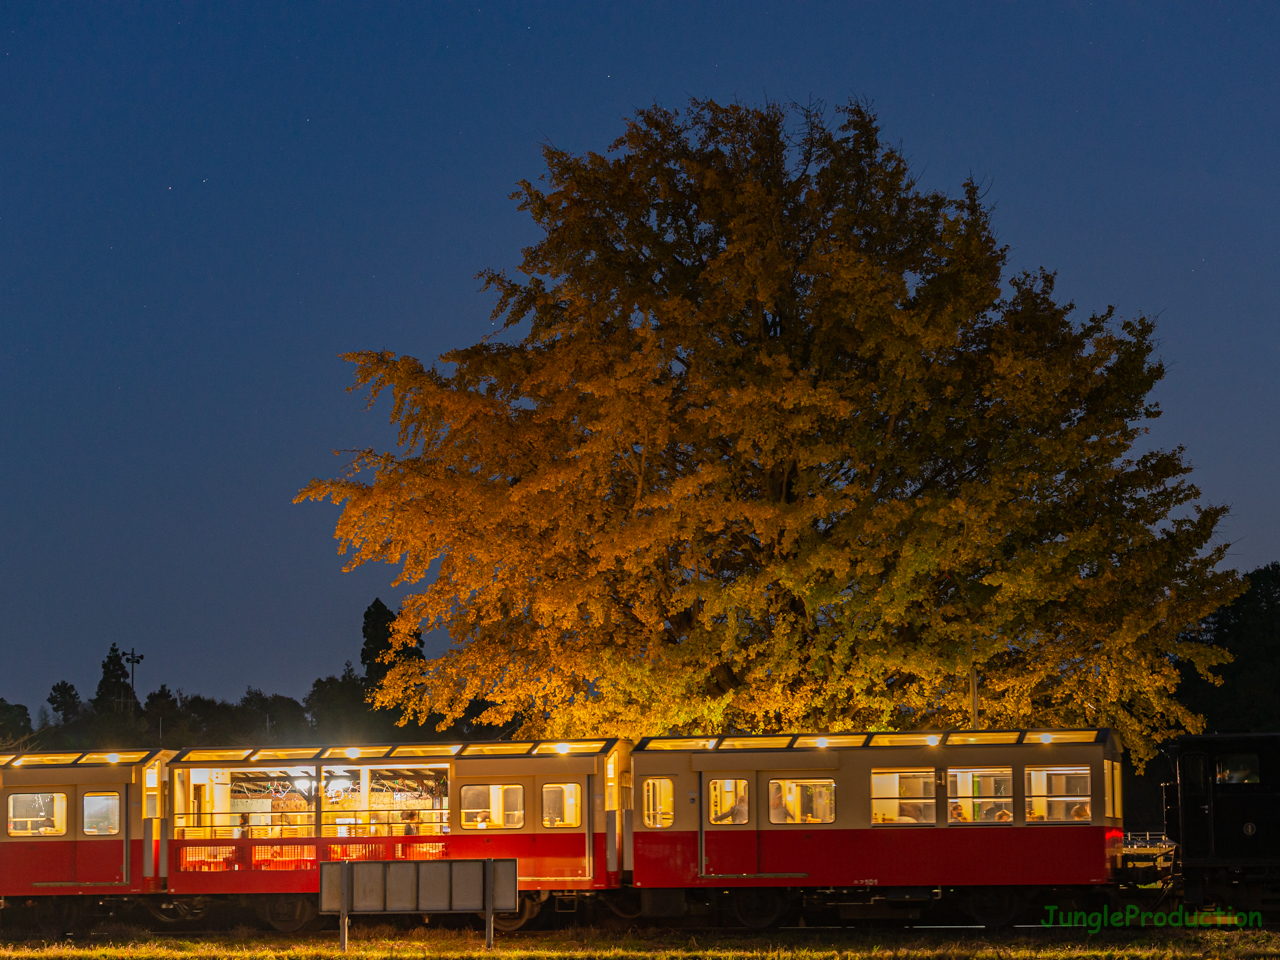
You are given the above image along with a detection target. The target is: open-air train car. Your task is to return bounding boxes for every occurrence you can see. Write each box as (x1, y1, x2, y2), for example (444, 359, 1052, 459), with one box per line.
(1, 729, 1124, 928)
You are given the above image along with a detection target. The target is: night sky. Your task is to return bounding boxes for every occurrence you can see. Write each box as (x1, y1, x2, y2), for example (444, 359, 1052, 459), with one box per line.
(3, 4, 1277, 711)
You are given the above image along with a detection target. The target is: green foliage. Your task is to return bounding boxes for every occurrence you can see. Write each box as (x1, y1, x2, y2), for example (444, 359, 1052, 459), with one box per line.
(47, 680, 82, 725)
(361, 597, 424, 691)
(91, 643, 140, 716)
(0, 697, 33, 745)
(300, 98, 1241, 762)
(1179, 562, 1280, 733)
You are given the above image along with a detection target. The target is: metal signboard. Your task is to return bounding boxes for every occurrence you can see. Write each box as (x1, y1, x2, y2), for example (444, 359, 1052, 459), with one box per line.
(320, 858, 517, 949)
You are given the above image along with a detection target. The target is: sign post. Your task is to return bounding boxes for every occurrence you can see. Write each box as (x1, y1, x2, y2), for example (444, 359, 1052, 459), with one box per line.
(339, 861, 350, 952)
(485, 858, 495, 948)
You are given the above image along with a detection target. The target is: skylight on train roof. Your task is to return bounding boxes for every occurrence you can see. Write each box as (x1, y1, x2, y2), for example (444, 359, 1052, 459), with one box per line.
(79, 751, 149, 764)
(868, 733, 941, 747)
(389, 744, 462, 757)
(718, 736, 794, 750)
(945, 732, 1021, 745)
(1028, 731, 1100, 744)
(532, 741, 607, 755)
(249, 748, 323, 761)
(643, 738, 719, 750)
(183, 749, 254, 762)
(13, 753, 83, 765)
(459, 743, 535, 756)
(321, 746, 391, 760)
(793, 735, 868, 748)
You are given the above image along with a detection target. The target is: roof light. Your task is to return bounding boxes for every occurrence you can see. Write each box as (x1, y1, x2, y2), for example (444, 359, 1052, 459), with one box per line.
(926, 735, 940, 746)
(1040, 733, 1053, 744)
(344, 747, 360, 759)
(816, 737, 829, 748)
(107, 753, 120, 764)
(555, 743, 570, 755)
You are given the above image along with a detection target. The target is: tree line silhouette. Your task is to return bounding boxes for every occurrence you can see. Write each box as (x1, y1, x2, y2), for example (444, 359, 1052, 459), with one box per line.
(0, 598, 507, 750)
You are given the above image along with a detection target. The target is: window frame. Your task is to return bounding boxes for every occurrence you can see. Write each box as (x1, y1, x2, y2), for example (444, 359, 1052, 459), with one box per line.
(7, 792, 69, 837)
(458, 783, 525, 830)
(1216, 754, 1262, 786)
(870, 768, 937, 826)
(706, 778, 750, 825)
(641, 777, 675, 829)
(1024, 764, 1093, 824)
(540, 782, 582, 828)
(947, 766, 1015, 825)
(82, 791, 121, 836)
(767, 778, 836, 824)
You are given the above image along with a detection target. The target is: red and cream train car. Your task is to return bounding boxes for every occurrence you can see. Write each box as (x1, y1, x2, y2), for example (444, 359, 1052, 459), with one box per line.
(0, 729, 1124, 928)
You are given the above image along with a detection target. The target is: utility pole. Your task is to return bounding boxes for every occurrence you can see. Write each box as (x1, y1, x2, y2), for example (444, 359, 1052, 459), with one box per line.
(125, 648, 144, 717)
(969, 664, 979, 730)
(124, 648, 144, 696)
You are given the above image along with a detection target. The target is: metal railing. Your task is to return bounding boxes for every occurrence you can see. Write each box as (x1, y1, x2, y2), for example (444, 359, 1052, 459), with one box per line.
(173, 808, 448, 840)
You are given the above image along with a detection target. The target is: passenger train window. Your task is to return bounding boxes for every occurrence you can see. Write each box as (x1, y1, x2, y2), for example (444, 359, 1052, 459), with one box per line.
(1025, 765, 1091, 822)
(7, 793, 67, 837)
(948, 767, 1013, 823)
(642, 778, 674, 828)
(871, 769, 935, 824)
(542, 783, 581, 827)
(708, 779, 749, 824)
(83, 792, 121, 835)
(1217, 755, 1261, 784)
(460, 784, 524, 829)
(768, 779, 835, 823)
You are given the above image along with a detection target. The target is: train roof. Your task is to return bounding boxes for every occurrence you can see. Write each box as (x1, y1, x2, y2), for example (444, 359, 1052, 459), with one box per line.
(0, 730, 1118, 770)
(634, 728, 1116, 751)
(0, 749, 166, 769)
(164, 737, 623, 765)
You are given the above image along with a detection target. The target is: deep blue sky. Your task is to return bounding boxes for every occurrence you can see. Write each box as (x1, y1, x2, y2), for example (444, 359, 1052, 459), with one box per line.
(2, 3, 1277, 712)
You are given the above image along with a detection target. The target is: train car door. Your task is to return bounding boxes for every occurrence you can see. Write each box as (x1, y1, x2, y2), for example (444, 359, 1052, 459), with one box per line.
(701, 771, 756, 876)
(76, 784, 126, 883)
(1179, 753, 1212, 859)
(1210, 748, 1277, 861)
(532, 775, 589, 879)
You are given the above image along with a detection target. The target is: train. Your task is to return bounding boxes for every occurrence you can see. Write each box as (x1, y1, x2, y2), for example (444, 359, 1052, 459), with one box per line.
(0, 727, 1268, 931)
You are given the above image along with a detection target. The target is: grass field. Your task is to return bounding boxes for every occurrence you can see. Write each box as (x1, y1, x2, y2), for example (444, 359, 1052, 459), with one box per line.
(3, 925, 1280, 960)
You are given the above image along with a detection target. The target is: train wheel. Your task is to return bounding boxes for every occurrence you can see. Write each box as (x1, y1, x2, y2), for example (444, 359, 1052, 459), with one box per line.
(963, 888, 1023, 929)
(37, 898, 82, 939)
(487, 895, 545, 932)
(259, 895, 319, 933)
(143, 897, 211, 925)
(731, 889, 785, 929)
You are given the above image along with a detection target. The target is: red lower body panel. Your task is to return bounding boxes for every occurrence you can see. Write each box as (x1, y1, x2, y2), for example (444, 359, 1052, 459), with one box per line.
(0, 839, 144, 896)
(635, 826, 1111, 888)
(167, 832, 616, 895)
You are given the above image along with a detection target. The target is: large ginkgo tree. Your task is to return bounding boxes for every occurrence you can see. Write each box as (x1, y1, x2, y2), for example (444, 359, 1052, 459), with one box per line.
(298, 99, 1240, 762)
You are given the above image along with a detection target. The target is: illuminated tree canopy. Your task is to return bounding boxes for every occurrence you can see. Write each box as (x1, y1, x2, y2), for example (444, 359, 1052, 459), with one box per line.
(299, 99, 1240, 761)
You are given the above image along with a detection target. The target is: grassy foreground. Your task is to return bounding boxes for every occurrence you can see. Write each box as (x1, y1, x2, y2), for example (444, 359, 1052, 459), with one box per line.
(3, 925, 1280, 960)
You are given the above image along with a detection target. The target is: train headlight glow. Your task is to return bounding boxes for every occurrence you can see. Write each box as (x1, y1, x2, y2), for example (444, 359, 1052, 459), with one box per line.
(926, 736, 939, 746)
(555, 743, 570, 755)
(1039, 734, 1053, 744)
(816, 737, 829, 748)
(107, 753, 120, 763)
